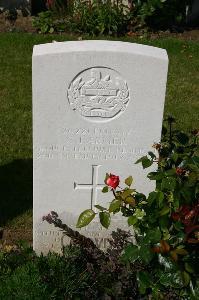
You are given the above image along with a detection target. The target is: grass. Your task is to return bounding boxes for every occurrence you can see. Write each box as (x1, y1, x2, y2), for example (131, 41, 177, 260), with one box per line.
(0, 33, 198, 232)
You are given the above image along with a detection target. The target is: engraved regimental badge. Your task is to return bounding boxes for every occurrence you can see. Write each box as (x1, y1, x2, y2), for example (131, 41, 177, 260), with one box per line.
(67, 67, 130, 121)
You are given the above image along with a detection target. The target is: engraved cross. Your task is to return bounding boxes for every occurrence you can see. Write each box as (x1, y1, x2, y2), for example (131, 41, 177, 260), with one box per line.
(74, 165, 104, 210)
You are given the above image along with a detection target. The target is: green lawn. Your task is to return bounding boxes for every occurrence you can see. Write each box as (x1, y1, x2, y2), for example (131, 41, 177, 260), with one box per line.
(0, 33, 198, 229)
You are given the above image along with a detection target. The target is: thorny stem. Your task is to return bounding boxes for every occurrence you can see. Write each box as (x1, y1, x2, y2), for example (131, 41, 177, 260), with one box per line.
(112, 188, 117, 198)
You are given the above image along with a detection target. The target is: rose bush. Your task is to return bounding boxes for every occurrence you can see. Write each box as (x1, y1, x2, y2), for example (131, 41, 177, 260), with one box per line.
(77, 117, 199, 299)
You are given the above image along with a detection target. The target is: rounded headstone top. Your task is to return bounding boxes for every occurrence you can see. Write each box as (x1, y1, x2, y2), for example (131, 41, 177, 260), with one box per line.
(33, 40, 168, 61)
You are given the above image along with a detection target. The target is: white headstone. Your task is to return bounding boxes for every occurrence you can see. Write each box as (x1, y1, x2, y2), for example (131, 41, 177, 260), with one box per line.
(33, 40, 168, 254)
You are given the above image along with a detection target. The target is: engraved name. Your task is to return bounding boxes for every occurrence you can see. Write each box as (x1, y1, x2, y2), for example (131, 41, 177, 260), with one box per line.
(35, 126, 148, 161)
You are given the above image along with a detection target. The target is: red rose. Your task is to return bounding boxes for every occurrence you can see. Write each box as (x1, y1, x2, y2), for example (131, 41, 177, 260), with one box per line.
(106, 174, 120, 189)
(171, 212, 180, 221)
(172, 205, 191, 223)
(176, 167, 186, 176)
(180, 205, 191, 217)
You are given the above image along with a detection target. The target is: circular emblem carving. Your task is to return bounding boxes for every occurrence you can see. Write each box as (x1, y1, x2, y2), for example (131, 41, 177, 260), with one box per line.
(67, 67, 129, 122)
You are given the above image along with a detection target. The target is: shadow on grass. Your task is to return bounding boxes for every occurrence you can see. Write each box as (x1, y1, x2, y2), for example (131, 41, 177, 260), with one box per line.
(0, 159, 32, 226)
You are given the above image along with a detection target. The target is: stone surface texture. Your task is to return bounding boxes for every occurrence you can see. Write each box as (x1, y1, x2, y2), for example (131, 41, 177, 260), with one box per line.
(33, 40, 168, 254)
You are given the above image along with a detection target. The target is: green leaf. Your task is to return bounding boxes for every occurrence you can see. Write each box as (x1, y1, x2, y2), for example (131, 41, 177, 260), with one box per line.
(94, 205, 107, 211)
(187, 156, 199, 166)
(157, 191, 164, 207)
(171, 153, 179, 162)
(125, 196, 136, 207)
(173, 221, 184, 231)
(148, 151, 156, 159)
(159, 206, 170, 216)
(122, 244, 139, 263)
(139, 245, 154, 264)
(167, 191, 174, 203)
(109, 199, 121, 213)
(162, 228, 170, 240)
(180, 188, 192, 202)
(121, 189, 135, 199)
(135, 156, 145, 164)
(139, 201, 147, 205)
(165, 169, 176, 176)
(135, 156, 153, 169)
(137, 271, 152, 294)
(102, 186, 109, 193)
(134, 208, 145, 219)
(125, 176, 133, 187)
(147, 191, 157, 205)
(185, 263, 194, 274)
(76, 209, 95, 228)
(146, 228, 161, 243)
(161, 177, 176, 191)
(175, 231, 185, 242)
(176, 132, 189, 145)
(159, 215, 169, 229)
(173, 196, 180, 211)
(147, 172, 164, 180)
(148, 212, 158, 224)
(142, 156, 153, 169)
(135, 193, 146, 202)
(182, 271, 190, 286)
(49, 27, 54, 33)
(128, 215, 137, 226)
(99, 211, 110, 229)
(175, 248, 188, 255)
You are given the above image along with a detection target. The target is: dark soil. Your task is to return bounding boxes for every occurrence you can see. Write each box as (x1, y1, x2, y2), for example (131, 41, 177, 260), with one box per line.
(0, 13, 35, 33)
(1, 228, 32, 245)
(0, 228, 32, 250)
(149, 29, 199, 41)
(0, 13, 199, 41)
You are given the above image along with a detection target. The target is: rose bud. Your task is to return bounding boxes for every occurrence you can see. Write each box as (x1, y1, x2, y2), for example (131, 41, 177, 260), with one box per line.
(106, 174, 120, 189)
